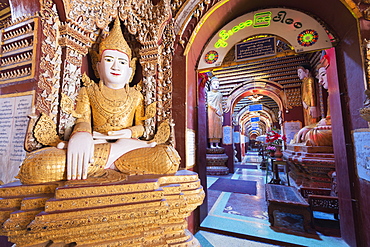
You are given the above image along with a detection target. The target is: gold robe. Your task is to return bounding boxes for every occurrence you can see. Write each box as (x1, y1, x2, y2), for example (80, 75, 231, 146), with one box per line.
(73, 81, 145, 138)
(17, 82, 180, 184)
(301, 76, 317, 126)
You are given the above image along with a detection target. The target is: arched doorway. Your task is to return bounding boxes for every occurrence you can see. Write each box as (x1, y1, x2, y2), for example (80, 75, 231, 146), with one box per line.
(172, 1, 368, 245)
(222, 79, 288, 162)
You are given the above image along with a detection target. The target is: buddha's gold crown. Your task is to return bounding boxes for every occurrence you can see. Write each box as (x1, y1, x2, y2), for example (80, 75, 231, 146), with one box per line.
(99, 18, 132, 60)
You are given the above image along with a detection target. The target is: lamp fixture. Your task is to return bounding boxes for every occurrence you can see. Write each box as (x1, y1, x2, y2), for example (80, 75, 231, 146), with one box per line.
(248, 94, 263, 102)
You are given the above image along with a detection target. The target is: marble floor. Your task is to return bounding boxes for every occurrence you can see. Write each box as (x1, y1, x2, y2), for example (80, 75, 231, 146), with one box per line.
(195, 151, 349, 247)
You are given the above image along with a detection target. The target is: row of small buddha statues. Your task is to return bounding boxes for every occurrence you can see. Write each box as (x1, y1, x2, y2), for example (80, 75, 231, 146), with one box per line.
(0, 67, 31, 80)
(2, 39, 32, 53)
(3, 23, 33, 41)
(1, 51, 32, 66)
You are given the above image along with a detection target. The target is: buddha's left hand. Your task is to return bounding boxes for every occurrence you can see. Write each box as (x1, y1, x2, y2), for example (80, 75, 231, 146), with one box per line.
(93, 129, 132, 140)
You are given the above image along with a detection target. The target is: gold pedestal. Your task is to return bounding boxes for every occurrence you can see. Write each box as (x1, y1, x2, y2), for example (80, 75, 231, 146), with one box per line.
(0, 170, 204, 247)
(283, 144, 335, 188)
(206, 147, 229, 175)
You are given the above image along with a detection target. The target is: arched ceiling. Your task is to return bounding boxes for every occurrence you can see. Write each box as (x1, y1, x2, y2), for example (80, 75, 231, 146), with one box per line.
(197, 8, 334, 70)
(177, 1, 353, 138)
(0, 0, 10, 28)
(205, 39, 322, 136)
(175, 0, 358, 56)
(234, 94, 278, 114)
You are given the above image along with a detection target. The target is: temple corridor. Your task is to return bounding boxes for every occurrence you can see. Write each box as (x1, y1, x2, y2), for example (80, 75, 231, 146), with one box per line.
(195, 151, 348, 247)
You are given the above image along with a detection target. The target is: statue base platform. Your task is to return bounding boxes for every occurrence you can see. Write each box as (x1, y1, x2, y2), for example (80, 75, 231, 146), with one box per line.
(206, 147, 225, 154)
(283, 144, 335, 188)
(206, 153, 228, 166)
(206, 166, 229, 175)
(206, 147, 229, 175)
(0, 170, 204, 247)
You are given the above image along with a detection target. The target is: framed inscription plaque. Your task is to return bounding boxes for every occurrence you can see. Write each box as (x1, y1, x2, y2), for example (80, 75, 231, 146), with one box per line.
(223, 126, 232, 145)
(283, 120, 302, 144)
(353, 129, 370, 182)
(186, 128, 196, 169)
(0, 91, 34, 184)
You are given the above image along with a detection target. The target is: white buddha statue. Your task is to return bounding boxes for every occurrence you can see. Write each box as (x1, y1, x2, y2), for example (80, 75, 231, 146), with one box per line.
(17, 19, 180, 184)
(207, 76, 224, 148)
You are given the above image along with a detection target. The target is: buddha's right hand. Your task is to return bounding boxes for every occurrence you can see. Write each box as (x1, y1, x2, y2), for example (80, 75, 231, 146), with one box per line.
(295, 127, 310, 142)
(67, 132, 94, 180)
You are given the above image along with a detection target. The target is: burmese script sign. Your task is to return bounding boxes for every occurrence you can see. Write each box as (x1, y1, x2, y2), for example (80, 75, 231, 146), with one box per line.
(284, 121, 302, 144)
(353, 129, 370, 182)
(199, 8, 332, 69)
(0, 92, 33, 184)
(223, 126, 232, 145)
(186, 128, 196, 168)
(235, 37, 276, 61)
(251, 117, 260, 122)
(249, 104, 263, 112)
(233, 131, 240, 144)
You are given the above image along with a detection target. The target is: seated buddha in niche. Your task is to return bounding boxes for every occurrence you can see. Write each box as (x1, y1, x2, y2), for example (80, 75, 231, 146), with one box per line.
(293, 52, 332, 146)
(17, 18, 180, 184)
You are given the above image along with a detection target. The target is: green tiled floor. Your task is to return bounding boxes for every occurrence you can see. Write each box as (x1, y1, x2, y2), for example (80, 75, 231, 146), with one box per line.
(196, 152, 348, 247)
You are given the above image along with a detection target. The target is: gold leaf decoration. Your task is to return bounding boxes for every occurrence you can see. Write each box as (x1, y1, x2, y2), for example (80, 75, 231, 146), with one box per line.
(150, 120, 171, 144)
(61, 93, 82, 118)
(140, 101, 157, 120)
(82, 72, 94, 87)
(34, 113, 62, 146)
(60, 93, 74, 114)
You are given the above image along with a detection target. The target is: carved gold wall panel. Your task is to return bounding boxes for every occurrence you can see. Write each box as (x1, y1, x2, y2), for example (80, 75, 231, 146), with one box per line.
(58, 20, 92, 139)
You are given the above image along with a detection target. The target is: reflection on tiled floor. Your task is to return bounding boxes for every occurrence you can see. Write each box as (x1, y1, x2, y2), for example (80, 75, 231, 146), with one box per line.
(195, 230, 280, 247)
(197, 152, 349, 247)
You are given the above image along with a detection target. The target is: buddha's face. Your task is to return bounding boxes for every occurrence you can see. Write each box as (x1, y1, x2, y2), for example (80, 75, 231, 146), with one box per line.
(97, 49, 132, 89)
(210, 79, 220, 90)
(297, 68, 309, 80)
(318, 67, 328, 90)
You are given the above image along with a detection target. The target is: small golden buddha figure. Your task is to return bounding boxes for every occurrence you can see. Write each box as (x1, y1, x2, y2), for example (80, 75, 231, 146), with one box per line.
(207, 76, 224, 148)
(293, 54, 332, 146)
(297, 64, 318, 126)
(17, 19, 180, 184)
